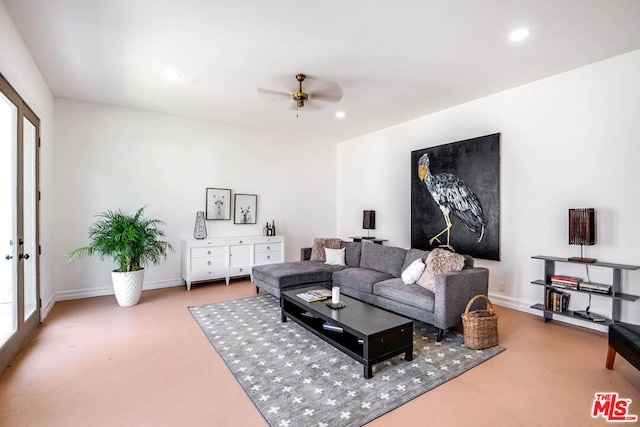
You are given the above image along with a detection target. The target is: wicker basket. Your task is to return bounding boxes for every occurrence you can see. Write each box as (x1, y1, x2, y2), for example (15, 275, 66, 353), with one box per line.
(461, 295, 498, 349)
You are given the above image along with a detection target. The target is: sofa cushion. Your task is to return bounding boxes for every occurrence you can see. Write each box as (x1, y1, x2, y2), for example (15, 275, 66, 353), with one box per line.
(310, 238, 342, 262)
(462, 254, 474, 269)
(374, 278, 435, 312)
(341, 241, 362, 267)
(417, 248, 465, 292)
(360, 243, 407, 277)
(402, 248, 430, 272)
(332, 268, 393, 294)
(252, 261, 344, 288)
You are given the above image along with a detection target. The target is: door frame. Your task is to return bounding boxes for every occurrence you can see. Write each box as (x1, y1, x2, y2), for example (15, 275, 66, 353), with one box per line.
(0, 72, 41, 374)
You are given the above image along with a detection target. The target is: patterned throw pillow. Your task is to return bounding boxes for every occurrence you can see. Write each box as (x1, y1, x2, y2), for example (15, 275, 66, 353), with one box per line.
(417, 248, 465, 292)
(310, 238, 342, 262)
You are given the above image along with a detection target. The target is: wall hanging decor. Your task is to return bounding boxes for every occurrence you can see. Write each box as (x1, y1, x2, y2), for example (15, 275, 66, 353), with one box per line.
(206, 188, 232, 220)
(234, 194, 257, 224)
(411, 133, 501, 261)
(193, 211, 207, 239)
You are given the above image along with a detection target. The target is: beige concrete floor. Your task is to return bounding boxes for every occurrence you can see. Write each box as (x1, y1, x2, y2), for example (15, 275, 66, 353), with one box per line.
(1, 279, 639, 426)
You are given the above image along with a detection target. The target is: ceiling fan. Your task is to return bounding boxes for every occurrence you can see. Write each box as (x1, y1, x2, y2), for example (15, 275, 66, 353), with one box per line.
(258, 73, 343, 111)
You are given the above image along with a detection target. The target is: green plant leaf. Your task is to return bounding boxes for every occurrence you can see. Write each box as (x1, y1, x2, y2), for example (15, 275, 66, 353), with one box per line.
(65, 206, 173, 272)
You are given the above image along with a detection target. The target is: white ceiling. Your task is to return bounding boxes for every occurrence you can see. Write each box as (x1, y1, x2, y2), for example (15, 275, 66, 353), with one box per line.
(4, 0, 640, 143)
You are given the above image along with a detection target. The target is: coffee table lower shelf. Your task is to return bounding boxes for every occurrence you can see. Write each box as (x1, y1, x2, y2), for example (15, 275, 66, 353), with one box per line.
(280, 289, 413, 379)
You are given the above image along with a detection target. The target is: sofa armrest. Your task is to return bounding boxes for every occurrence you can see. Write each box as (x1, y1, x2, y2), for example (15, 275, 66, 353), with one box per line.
(433, 267, 489, 330)
(300, 247, 312, 261)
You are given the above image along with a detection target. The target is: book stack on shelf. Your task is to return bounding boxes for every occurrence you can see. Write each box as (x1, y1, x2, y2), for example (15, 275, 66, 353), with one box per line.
(550, 275, 582, 290)
(578, 282, 612, 294)
(545, 288, 570, 312)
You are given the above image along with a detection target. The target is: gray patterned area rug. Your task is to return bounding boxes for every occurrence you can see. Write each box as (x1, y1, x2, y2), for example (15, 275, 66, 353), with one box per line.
(189, 294, 504, 427)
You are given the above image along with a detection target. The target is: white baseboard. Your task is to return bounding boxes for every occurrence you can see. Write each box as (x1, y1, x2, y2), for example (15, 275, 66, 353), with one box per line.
(53, 278, 185, 302)
(488, 291, 608, 334)
(43, 284, 608, 334)
(40, 294, 56, 320)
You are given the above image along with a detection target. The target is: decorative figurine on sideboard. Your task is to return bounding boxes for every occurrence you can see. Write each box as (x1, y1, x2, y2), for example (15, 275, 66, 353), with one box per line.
(193, 211, 207, 240)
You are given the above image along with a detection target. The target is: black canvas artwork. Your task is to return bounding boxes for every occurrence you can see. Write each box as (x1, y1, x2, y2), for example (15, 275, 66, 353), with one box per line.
(411, 133, 500, 261)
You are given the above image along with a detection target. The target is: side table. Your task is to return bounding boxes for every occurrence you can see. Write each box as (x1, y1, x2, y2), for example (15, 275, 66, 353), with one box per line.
(350, 237, 387, 245)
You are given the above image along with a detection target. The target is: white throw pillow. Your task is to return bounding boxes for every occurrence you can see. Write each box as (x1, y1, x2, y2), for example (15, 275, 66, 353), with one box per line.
(324, 247, 346, 266)
(401, 258, 426, 284)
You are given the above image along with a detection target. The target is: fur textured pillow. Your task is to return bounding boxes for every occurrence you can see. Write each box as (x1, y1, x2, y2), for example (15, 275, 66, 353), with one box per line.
(310, 238, 342, 262)
(417, 248, 465, 292)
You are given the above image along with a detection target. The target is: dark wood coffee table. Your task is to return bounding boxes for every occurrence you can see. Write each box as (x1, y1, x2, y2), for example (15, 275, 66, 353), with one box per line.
(280, 286, 413, 378)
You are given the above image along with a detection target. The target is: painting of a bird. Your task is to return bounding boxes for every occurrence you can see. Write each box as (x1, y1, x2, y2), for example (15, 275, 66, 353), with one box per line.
(417, 153, 485, 251)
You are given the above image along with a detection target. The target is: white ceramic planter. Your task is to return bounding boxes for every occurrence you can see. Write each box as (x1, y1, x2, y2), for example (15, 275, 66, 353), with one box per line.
(111, 269, 145, 307)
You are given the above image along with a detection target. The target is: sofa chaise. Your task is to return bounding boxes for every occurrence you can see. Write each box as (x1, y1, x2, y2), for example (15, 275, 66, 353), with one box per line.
(252, 240, 489, 341)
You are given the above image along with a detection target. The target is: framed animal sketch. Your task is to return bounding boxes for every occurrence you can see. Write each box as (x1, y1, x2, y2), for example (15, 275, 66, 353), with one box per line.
(206, 188, 231, 220)
(234, 193, 257, 224)
(411, 133, 500, 261)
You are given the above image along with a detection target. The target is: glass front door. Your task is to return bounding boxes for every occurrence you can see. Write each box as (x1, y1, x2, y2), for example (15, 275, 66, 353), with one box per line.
(0, 75, 40, 374)
(0, 90, 17, 347)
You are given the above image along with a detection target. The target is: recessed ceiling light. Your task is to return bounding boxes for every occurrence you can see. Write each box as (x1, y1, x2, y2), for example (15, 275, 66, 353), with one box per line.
(163, 69, 181, 81)
(336, 111, 346, 119)
(509, 28, 531, 42)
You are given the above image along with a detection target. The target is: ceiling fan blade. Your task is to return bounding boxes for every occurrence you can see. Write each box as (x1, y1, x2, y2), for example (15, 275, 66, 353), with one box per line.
(304, 79, 343, 103)
(257, 87, 290, 98)
(310, 89, 343, 103)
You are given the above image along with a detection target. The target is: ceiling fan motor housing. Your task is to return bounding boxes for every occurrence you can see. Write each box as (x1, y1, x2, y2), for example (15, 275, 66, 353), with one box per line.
(293, 73, 309, 107)
(292, 91, 308, 107)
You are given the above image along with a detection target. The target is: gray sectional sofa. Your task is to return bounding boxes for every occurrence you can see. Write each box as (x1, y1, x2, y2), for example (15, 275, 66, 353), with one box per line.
(252, 241, 489, 341)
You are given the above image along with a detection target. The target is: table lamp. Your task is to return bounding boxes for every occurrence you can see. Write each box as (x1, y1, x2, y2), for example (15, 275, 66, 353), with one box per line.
(568, 208, 596, 263)
(362, 210, 376, 239)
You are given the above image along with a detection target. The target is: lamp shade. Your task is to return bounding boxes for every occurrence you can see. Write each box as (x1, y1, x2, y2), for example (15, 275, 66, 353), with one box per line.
(363, 210, 376, 230)
(569, 208, 595, 246)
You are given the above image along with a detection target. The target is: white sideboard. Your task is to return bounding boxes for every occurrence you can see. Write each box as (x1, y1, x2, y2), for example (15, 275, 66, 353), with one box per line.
(181, 235, 285, 290)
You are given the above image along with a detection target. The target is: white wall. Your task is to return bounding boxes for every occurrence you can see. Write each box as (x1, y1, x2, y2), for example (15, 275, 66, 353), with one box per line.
(337, 49, 640, 327)
(0, 2, 56, 316)
(54, 99, 337, 299)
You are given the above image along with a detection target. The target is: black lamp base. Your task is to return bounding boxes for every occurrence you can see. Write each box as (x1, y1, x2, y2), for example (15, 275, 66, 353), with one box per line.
(568, 256, 596, 264)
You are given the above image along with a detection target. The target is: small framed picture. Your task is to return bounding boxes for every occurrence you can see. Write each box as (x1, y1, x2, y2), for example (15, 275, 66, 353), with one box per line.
(234, 194, 257, 224)
(206, 188, 231, 220)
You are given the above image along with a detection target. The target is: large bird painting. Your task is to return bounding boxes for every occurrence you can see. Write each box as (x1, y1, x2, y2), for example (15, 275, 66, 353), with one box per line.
(411, 134, 500, 260)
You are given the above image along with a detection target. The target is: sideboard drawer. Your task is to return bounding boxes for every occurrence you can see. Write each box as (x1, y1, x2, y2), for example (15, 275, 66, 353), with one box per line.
(254, 236, 283, 244)
(190, 269, 227, 282)
(229, 266, 251, 277)
(256, 243, 282, 253)
(192, 246, 226, 258)
(255, 252, 281, 265)
(192, 256, 226, 270)
(229, 238, 253, 246)
(255, 242, 282, 254)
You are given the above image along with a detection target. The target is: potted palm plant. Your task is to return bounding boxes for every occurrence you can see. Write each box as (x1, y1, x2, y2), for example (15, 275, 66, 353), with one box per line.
(66, 206, 173, 307)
